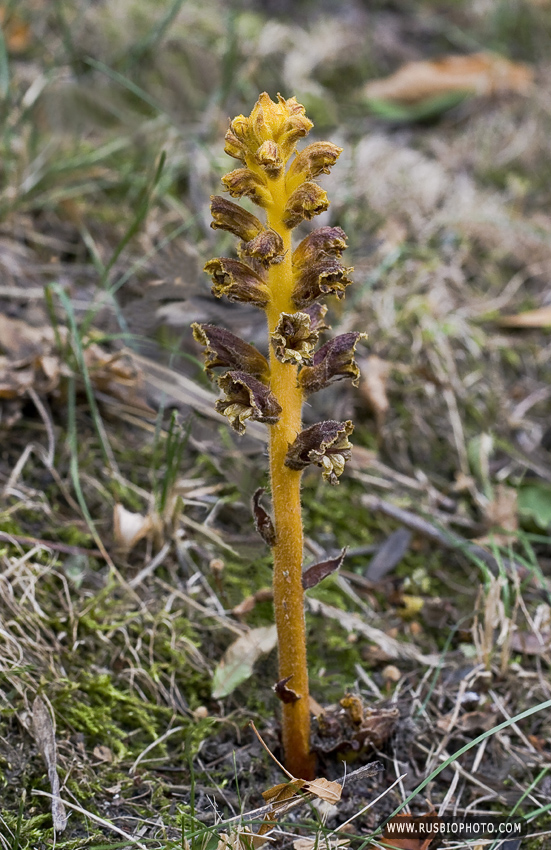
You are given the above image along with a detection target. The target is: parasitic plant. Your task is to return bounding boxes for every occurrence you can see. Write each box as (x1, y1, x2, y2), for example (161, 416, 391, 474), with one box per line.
(195, 93, 364, 779)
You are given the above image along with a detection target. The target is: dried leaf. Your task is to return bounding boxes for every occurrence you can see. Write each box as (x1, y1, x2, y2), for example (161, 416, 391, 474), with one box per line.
(482, 484, 518, 535)
(252, 488, 276, 546)
(359, 355, 390, 429)
(262, 779, 306, 805)
(366, 529, 411, 582)
(510, 630, 551, 656)
(302, 548, 346, 590)
(304, 777, 342, 805)
(364, 53, 533, 105)
(32, 697, 67, 833)
(274, 675, 300, 704)
(498, 305, 551, 327)
(113, 504, 155, 552)
(212, 625, 277, 698)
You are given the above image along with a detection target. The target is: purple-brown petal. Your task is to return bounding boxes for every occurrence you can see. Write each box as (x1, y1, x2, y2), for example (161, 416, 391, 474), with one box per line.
(282, 182, 329, 229)
(252, 487, 276, 546)
(292, 258, 354, 309)
(239, 229, 284, 267)
(285, 419, 354, 485)
(192, 323, 269, 382)
(204, 258, 270, 308)
(293, 226, 348, 269)
(210, 196, 264, 242)
(274, 675, 301, 704)
(271, 312, 319, 366)
(216, 371, 282, 434)
(302, 303, 331, 333)
(299, 332, 367, 395)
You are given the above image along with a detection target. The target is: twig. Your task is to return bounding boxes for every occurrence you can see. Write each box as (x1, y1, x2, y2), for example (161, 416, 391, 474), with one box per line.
(0, 530, 105, 560)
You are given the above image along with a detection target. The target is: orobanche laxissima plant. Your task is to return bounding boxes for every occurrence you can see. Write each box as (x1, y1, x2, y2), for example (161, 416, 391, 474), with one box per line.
(194, 93, 365, 779)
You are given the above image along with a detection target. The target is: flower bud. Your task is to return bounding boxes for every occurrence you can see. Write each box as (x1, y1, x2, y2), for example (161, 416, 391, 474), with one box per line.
(221, 168, 271, 208)
(279, 113, 314, 161)
(292, 258, 353, 309)
(285, 420, 354, 485)
(286, 142, 343, 194)
(293, 226, 348, 269)
(282, 182, 329, 229)
(216, 371, 282, 434)
(192, 323, 270, 382)
(298, 332, 367, 395)
(271, 312, 320, 366)
(204, 258, 270, 308)
(224, 127, 247, 164)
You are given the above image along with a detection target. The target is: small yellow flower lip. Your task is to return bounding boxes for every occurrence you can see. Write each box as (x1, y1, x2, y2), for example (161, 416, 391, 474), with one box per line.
(271, 312, 320, 366)
(298, 332, 367, 395)
(215, 370, 282, 434)
(204, 258, 270, 308)
(192, 323, 270, 383)
(284, 420, 354, 485)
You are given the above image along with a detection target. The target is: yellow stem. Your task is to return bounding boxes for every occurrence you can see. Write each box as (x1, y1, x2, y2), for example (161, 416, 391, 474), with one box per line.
(265, 172, 315, 780)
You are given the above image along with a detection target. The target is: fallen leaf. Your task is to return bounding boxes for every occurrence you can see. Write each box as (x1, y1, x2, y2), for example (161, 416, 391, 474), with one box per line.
(232, 587, 273, 617)
(366, 529, 412, 582)
(212, 625, 277, 698)
(364, 53, 533, 105)
(359, 355, 391, 429)
(32, 697, 67, 833)
(499, 305, 551, 327)
(113, 504, 160, 553)
(304, 776, 342, 805)
(302, 548, 346, 590)
(262, 778, 306, 805)
(510, 630, 551, 656)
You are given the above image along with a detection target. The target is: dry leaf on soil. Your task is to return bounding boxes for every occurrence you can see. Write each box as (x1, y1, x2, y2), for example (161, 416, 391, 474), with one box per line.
(212, 625, 277, 698)
(364, 52, 533, 104)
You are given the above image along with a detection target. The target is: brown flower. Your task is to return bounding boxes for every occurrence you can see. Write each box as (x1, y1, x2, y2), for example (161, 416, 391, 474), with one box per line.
(221, 168, 271, 208)
(282, 182, 329, 229)
(286, 142, 343, 193)
(292, 258, 353, 309)
(271, 312, 320, 366)
(192, 323, 270, 382)
(302, 303, 331, 333)
(299, 332, 367, 395)
(239, 229, 284, 267)
(293, 226, 348, 269)
(204, 258, 270, 308)
(210, 196, 263, 242)
(285, 420, 354, 485)
(216, 371, 282, 434)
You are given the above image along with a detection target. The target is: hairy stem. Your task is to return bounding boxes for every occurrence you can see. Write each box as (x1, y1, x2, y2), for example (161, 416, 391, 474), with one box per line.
(265, 174, 315, 780)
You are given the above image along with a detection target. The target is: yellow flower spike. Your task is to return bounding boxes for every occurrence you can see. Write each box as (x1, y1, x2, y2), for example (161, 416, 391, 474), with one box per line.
(199, 93, 361, 780)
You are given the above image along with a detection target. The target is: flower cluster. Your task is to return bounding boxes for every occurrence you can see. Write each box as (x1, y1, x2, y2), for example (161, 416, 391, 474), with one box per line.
(195, 92, 364, 485)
